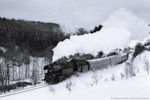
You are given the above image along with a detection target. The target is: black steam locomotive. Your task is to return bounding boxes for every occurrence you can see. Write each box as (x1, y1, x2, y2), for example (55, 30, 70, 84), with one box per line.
(44, 53, 128, 84)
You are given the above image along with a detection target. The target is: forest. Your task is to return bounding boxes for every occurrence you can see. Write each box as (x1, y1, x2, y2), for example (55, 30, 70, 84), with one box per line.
(0, 17, 103, 92)
(0, 17, 70, 90)
(0, 17, 68, 58)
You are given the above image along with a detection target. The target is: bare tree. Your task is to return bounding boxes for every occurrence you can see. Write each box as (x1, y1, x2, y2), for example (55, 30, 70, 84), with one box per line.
(66, 81, 73, 91)
(144, 55, 149, 74)
(124, 62, 130, 79)
(91, 70, 99, 85)
(31, 58, 40, 85)
(32, 69, 39, 85)
(125, 61, 135, 79)
(0, 62, 9, 93)
(120, 73, 125, 79)
(6, 63, 10, 85)
(22, 50, 30, 79)
(0, 63, 4, 86)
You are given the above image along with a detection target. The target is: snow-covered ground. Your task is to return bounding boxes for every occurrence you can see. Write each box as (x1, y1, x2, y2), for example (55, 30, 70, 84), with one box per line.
(1, 51, 150, 100)
(1, 74, 149, 100)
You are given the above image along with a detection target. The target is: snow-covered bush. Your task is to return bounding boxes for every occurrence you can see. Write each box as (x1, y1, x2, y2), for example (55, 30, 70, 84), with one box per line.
(49, 87, 56, 95)
(120, 73, 125, 79)
(91, 70, 99, 85)
(66, 81, 73, 91)
(111, 74, 116, 81)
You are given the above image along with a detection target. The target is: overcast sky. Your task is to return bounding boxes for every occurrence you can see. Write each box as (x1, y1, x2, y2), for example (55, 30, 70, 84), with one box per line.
(0, 0, 150, 32)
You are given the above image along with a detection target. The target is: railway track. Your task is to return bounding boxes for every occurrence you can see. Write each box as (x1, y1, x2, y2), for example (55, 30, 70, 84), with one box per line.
(0, 83, 49, 98)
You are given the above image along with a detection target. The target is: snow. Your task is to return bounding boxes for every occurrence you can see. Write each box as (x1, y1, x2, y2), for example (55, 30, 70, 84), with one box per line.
(1, 71, 149, 100)
(1, 51, 150, 100)
(52, 8, 149, 62)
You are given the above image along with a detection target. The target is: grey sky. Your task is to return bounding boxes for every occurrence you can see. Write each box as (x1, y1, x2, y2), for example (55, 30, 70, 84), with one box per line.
(0, 0, 150, 32)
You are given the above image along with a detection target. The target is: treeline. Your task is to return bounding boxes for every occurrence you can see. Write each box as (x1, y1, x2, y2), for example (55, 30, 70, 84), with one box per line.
(0, 17, 68, 87)
(0, 17, 69, 59)
(74, 24, 103, 36)
(0, 17, 104, 66)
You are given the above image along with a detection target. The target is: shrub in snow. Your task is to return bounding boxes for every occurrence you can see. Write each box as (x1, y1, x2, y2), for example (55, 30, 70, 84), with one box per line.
(111, 74, 115, 81)
(74, 72, 80, 77)
(49, 87, 55, 95)
(120, 73, 125, 79)
(91, 70, 99, 85)
(66, 81, 73, 91)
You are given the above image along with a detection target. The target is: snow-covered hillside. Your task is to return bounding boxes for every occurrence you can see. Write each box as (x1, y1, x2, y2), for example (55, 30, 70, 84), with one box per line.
(1, 51, 150, 100)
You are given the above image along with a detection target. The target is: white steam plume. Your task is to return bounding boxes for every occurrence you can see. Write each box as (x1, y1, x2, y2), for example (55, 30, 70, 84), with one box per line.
(52, 8, 149, 62)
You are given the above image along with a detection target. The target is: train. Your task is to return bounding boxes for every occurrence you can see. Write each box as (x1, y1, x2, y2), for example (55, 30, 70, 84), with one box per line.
(44, 53, 128, 84)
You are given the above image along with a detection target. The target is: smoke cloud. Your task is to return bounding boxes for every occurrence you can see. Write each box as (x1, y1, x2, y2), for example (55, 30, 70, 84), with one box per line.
(52, 8, 149, 62)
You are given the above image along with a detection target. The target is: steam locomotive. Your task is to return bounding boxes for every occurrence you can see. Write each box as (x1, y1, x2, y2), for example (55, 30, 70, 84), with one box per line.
(44, 53, 128, 84)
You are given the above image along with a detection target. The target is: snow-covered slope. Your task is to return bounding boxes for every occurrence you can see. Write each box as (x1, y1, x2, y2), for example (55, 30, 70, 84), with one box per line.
(1, 51, 150, 100)
(1, 74, 149, 100)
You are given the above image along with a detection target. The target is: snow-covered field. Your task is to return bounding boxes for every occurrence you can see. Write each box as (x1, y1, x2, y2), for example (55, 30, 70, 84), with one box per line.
(1, 51, 150, 100)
